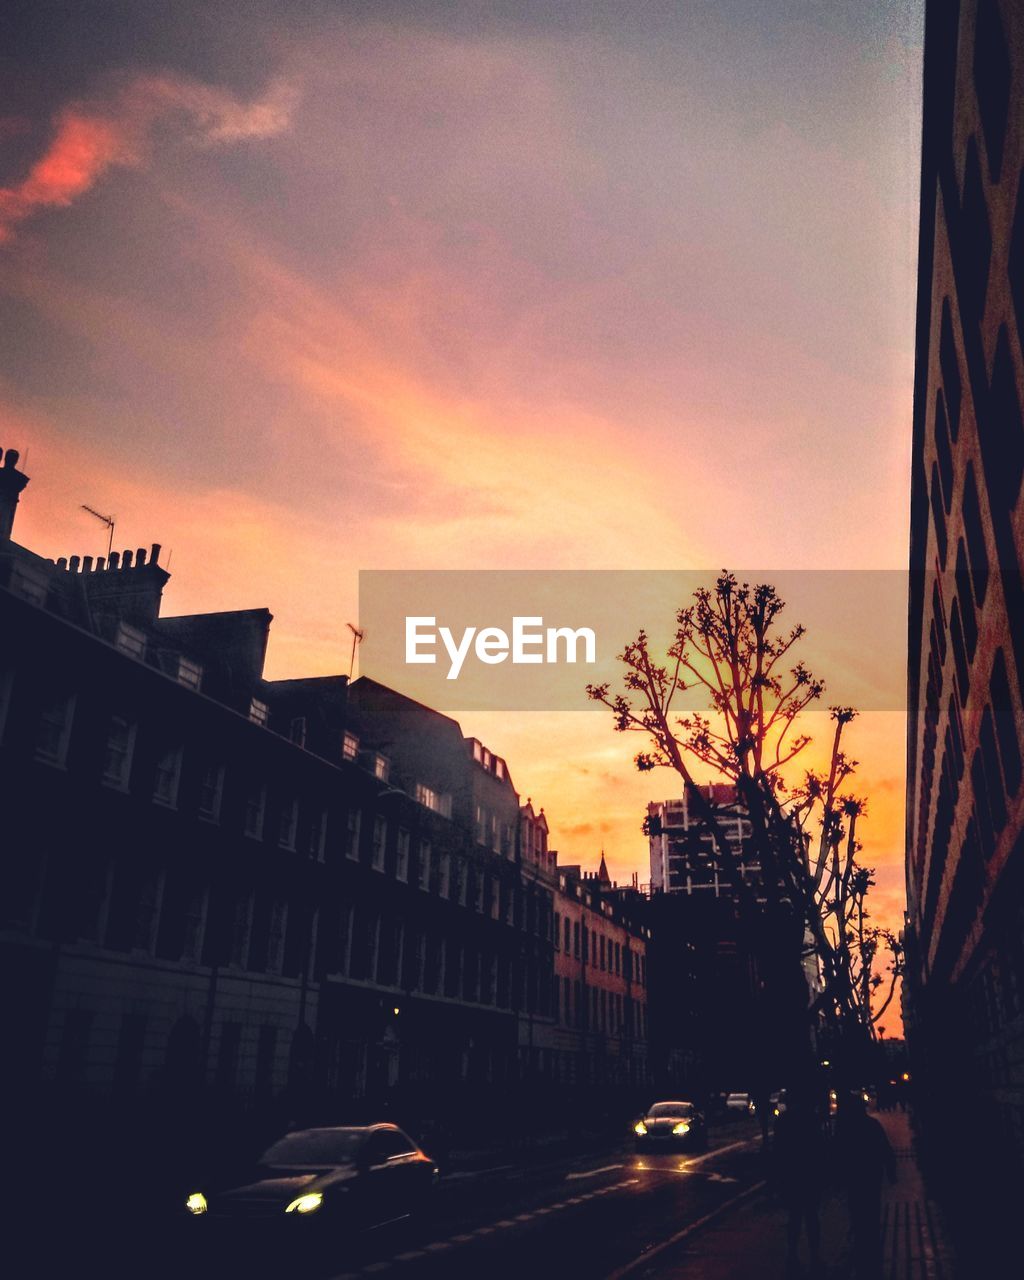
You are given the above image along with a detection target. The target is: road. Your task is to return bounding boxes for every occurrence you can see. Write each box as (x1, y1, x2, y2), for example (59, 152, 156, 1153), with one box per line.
(161, 1117, 767, 1280)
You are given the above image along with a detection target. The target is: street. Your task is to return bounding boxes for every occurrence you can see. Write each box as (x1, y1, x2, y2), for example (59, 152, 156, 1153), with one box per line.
(157, 1118, 765, 1280)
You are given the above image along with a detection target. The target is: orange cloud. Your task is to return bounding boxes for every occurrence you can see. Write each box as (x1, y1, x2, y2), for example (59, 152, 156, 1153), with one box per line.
(0, 73, 296, 243)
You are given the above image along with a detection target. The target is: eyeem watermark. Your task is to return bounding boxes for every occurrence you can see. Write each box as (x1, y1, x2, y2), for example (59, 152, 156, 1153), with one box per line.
(358, 570, 909, 711)
(406, 616, 597, 680)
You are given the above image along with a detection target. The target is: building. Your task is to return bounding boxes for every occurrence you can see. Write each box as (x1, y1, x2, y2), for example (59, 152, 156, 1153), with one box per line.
(0, 448, 649, 1203)
(551, 861, 649, 1099)
(904, 0, 1024, 1250)
(647, 785, 761, 897)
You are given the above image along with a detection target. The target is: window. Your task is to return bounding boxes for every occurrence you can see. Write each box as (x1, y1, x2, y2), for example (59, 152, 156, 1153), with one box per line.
(419, 841, 432, 891)
(396, 829, 410, 882)
(490, 880, 500, 920)
(35, 690, 75, 766)
(564, 916, 570, 952)
(455, 859, 468, 906)
(344, 809, 362, 861)
(417, 782, 452, 817)
(473, 870, 484, 913)
(267, 900, 288, 973)
(373, 753, 390, 782)
(278, 798, 298, 850)
(371, 816, 388, 871)
(115, 622, 147, 660)
(289, 716, 307, 747)
(249, 697, 269, 727)
(102, 715, 136, 789)
(307, 807, 327, 860)
(573, 921, 580, 958)
(554, 911, 561, 950)
(153, 745, 182, 807)
(342, 731, 359, 761)
(198, 762, 224, 822)
(229, 892, 252, 968)
(475, 804, 486, 843)
(244, 784, 266, 838)
(438, 852, 451, 898)
(177, 655, 203, 690)
(495, 759, 506, 780)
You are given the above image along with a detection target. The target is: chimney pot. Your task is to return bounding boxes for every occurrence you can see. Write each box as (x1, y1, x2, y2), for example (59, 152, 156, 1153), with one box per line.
(69, 555, 81, 572)
(96, 557, 105, 571)
(56, 557, 68, 570)
(3, 449, 19, 469)
(122, 549, 133, 568)
(136, 546, 146, 566)
(108, 551, 120, 569)
(150, 543, 161, 564)
(83, 556, 93, 572)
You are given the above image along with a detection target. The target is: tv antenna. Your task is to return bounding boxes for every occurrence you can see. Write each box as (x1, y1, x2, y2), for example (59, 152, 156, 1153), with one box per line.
(81, 504, 115, 557)
(346, 622, 364, 681)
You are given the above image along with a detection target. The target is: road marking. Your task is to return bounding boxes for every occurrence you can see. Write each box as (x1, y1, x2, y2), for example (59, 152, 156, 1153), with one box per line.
(451, 1233, 474, 1242)
(604, 1180, 768, 1280)
(364, 1264, 393, 1275)
(442, 1163, 516, 1181)
(423, 1241, 452, 1252)
(566, 1163, 625, 1181)
(393, 1251, 426, 1262)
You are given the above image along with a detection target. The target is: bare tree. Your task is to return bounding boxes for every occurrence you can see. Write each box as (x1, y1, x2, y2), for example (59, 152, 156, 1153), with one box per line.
(587, 572, 902, 1064)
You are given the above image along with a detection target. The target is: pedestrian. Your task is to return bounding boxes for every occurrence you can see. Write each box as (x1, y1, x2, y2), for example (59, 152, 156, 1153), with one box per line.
(772, 1090, 827, 1277)
(835, 1093, 897, 1279)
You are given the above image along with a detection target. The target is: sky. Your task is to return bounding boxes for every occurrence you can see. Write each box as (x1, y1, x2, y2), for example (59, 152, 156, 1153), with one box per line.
(0, 1, 923, 1031)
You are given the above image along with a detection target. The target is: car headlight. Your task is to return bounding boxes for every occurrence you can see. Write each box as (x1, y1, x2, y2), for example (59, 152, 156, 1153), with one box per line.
(186, 1192, 208, 1216)
(672, 1122, 691, 1135)
(634, 1122, 647, 1136)
(285, 1192, 324, 1215)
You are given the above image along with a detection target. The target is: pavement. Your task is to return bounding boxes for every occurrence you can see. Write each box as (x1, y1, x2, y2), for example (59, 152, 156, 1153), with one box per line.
(635, 1111, 955, 1280)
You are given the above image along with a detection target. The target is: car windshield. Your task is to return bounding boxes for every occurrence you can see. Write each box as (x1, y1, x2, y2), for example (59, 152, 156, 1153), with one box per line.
(258, 1129, 363, 1167)
(648, 1102, 694, 1118)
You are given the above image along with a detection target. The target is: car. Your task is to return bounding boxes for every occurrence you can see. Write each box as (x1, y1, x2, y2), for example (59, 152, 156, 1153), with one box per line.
(724, 1092, 754, 1114)
(183, 1123, 438, 1230)
(771, 1089, 788, 1118)
(633, 1101, 708, 1151)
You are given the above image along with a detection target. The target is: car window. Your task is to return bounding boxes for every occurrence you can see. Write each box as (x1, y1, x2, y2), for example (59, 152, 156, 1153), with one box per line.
(260, 1129, 362, 1166)
(367, 1130, 417, 1162)
(648, 1102, 694, 1118)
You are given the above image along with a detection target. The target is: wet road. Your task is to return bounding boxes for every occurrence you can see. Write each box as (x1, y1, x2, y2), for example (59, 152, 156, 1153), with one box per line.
(170, 1119, 766, 1280)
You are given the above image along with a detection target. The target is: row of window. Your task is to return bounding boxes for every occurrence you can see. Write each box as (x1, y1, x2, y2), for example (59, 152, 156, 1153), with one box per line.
(552, 910, 646, 985)
(553, 976, 646, 1038)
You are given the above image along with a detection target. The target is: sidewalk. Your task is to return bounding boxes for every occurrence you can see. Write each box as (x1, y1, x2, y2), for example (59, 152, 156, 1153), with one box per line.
(641, 1111, 955, 1280)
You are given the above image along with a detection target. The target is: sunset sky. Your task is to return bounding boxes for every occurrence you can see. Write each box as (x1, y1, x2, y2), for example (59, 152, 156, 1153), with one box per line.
(1, 1, 923, 1029)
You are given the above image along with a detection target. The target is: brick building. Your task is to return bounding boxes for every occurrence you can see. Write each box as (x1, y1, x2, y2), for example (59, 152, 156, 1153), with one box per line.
(904, 0, 1024, 1252)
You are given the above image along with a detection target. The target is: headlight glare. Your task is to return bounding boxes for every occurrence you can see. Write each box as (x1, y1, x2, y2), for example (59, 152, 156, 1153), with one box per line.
(285, 1192, 324, 1215)
(186, 1192, 208, 1216)
(672, 1121, 691, 1135)
(634, 1121, 647, 1136)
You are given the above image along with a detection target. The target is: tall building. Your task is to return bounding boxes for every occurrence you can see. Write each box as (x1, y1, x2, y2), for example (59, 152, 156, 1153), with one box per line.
(647, 784, 762, 897)
(905, 0, 1024, 1239)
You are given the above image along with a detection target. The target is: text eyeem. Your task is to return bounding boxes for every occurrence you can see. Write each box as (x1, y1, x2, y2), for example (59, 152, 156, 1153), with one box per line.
(405, 616, 597, 681)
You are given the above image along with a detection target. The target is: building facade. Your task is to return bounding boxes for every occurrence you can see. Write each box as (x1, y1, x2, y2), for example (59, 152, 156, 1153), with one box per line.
(0, 449, 649, 1194)
(647, 785, 761, 897)
(904, 0, 1024, 1239)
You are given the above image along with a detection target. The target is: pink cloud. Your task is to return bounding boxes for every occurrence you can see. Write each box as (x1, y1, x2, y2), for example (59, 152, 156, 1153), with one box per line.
(0, 73, 296, 243)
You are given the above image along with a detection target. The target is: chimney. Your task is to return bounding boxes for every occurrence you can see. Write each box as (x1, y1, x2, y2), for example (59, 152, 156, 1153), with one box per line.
(0, 447, 30, 542)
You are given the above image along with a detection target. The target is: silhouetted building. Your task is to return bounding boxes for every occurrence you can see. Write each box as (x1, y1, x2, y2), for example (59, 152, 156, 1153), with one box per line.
(0, 450, 650, 1199)
(905, 0, 1024, 1251)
